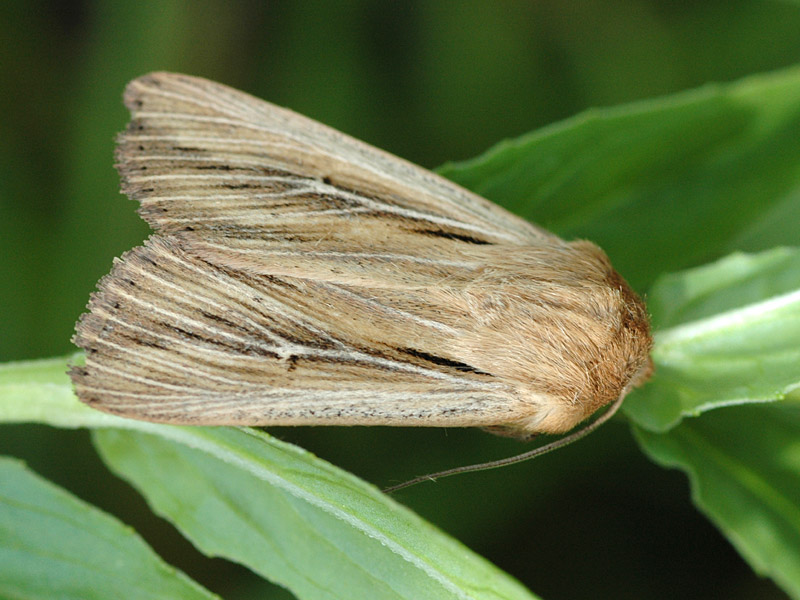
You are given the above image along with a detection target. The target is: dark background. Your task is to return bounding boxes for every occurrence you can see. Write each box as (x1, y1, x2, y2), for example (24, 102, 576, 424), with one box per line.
(2, 1, 800, 598)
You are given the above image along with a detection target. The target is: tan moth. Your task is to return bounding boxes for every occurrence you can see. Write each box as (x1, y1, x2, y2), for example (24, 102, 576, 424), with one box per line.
(71, 73, 652, 479)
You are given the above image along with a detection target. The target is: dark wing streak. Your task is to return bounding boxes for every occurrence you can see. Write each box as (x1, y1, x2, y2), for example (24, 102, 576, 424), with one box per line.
(87, 390, 513, 428)
(85, 312, 285, 388)
(166, 208, 374, 224)
(84, 320, 490, 393)
(123, 154, 283, 177)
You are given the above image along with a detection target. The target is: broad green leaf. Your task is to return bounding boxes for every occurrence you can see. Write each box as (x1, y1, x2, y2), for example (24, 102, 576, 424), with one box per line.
(440, 65, 800, 290)
(92, 427, 537, 600)
(0, 457, 217, 600)
(624, 248, 800, 432)
(0, 356, 538, 600)
(634, 403, 800, 599)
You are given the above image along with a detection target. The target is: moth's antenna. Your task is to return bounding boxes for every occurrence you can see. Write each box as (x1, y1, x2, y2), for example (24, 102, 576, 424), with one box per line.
(383, 391, 627, 493)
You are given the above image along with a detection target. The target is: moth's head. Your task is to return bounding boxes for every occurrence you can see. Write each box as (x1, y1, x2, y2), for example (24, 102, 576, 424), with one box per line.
(529, 241, 653, 434)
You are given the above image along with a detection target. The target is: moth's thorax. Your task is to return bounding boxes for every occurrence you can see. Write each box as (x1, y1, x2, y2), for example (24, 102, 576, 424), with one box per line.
(451, 240, 653, 435)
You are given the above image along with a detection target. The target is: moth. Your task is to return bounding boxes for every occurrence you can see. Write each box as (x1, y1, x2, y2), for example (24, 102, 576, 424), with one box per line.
(71, 72, 652, 455)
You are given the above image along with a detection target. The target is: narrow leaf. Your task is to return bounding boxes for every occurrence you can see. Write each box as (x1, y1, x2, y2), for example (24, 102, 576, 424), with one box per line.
(0, 457, 217, 600)
(647, 247, 800, 330)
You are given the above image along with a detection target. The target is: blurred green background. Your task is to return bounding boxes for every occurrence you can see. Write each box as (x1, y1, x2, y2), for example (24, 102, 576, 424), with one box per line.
(2, 1, 800, 599)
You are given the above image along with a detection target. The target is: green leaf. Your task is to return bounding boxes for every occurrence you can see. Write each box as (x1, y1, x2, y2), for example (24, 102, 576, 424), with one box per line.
(647, 246, 800, 330)
(91, 426, 537, 600)
(634, 403, 800, 599)
(0, 354, 129, 428)
(440, 66, 800, 290)
(627, 247, 800, 598)
(0, 456, 217, 600)
(0, 357, 538, 600)
(624, 247, 800, 432)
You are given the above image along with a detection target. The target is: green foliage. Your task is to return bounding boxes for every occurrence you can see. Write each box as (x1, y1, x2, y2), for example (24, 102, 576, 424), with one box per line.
(635, 405, 800, 599)
(0, 360, 537, 600)
(625, 248, 800, 431)
(0, 457, 217, 600)
(3, 7, 800, 596)
(627, 248, 800, 598)
(93, 428, 536, 600)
